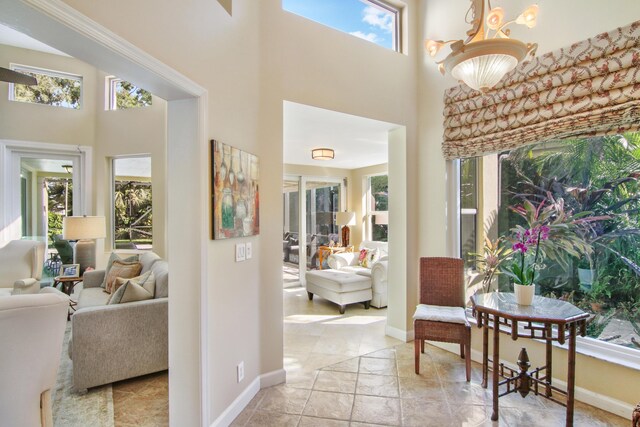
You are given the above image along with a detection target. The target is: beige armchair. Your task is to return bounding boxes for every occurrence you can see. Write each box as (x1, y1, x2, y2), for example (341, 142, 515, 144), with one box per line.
(0, 240, 46, 295)
(0, 292, 69, 427)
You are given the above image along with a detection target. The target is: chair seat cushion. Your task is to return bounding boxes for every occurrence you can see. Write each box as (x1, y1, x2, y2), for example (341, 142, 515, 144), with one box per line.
(77, 287, 111, 310)
(413, 304, 467, 325)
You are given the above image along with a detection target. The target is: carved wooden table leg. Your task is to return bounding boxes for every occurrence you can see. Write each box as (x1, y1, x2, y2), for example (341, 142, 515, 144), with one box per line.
(482, 313, 489, 388)
(566, 322, 577, 427)
(545, 324, 553, 398)
(491, 314, 500, 421)
(516, 347, 531, 398)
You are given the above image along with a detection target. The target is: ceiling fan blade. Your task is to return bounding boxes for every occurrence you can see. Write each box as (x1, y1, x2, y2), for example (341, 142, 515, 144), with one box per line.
(0, 67, 37, 85)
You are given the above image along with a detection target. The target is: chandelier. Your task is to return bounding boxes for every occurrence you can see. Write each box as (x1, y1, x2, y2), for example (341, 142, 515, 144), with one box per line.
(425, 0, 539, 93)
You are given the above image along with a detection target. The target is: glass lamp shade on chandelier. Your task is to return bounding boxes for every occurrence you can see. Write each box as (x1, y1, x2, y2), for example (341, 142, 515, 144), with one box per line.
(425, 0, 539, 92)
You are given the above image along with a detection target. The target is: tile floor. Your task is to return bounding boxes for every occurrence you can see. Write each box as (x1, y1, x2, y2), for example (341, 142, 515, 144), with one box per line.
(231, 286, 628, 427)
(112, 370, 169, 427)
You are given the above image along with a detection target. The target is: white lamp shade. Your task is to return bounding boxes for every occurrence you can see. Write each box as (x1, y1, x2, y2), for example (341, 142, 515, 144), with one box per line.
(62, 216, 106, 240)
(335, 211, 356, 226)
(375, 212, 389, 225)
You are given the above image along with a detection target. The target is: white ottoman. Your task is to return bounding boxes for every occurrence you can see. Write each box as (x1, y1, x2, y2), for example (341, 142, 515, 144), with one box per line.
(305, 269, 372, 314)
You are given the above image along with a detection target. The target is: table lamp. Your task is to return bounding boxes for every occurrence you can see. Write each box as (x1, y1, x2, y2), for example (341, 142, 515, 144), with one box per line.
(336, 211, 355, 247)
(63, 216, 106, 275)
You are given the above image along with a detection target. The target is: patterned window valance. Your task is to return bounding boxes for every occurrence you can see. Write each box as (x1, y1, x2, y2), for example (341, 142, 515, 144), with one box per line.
(442, 21, 640, 160)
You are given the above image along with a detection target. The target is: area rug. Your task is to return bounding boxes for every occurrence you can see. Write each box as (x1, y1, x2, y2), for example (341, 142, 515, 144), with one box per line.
(52, 322, 114, 427)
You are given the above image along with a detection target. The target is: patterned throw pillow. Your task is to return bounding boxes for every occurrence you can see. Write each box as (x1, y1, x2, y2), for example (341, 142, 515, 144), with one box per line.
(358, 249, 369, 267)
(104, 260, 142, 294)
(100, 253, 140, 288)
(108, 279, 154, 304)
(359, 248, 380, 268)
(109, 270, 155, 299)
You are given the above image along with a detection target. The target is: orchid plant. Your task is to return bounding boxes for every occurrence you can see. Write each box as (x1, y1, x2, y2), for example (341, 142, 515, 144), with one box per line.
(502, 224, 550, 286)
(472, 194, 595, 292)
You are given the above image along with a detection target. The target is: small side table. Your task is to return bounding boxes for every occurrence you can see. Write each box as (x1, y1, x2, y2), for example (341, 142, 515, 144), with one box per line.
(53, 276, 82, 296)
(317, 245, 354, 270)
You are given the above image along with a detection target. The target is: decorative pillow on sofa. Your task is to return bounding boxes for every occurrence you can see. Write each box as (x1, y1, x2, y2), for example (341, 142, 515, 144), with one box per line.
(104, 260, 142, 294)
(108, 276, 154, 304)
(109, 270, 155, 299)
(100, 252, 140, 288)
(359, 248, 380, 268)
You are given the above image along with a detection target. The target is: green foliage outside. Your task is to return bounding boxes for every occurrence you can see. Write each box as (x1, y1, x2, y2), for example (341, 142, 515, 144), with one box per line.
(45, 178, 73, 244)
(14, 71, 81, 109)
(371, 175, 388, 242)
(497, 133, 640, 345)
(114, 80, 152, 109)
(114, 180, 153, 246)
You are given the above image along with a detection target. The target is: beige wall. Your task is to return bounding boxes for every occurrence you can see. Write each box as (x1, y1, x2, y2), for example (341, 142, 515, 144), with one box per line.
(94, 71, 167, 259)
(419, 0, 640, 412)
(0, 44, 98, 145)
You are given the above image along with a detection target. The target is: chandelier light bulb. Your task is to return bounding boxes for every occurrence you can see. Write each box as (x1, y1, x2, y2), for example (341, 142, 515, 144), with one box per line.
(425, 39, 444, 57)
(486, 7, 505, 31)
(516, 5, 539, 29)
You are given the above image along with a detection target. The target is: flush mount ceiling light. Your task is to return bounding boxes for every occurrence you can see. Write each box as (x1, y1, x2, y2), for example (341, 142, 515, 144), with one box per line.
(311, 148, 335, 161)
(425, 0, 539, 93)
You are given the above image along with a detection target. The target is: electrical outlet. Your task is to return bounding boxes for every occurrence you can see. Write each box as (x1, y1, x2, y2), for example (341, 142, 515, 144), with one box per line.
(245, 242, 252, 259)
(235, 243, 246, 262)
(237, 361, 244, 382)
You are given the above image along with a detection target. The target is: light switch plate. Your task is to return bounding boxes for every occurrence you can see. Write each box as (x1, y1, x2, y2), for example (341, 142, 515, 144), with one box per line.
(235, 243, 246, 262)
(245, 242, 252, 259)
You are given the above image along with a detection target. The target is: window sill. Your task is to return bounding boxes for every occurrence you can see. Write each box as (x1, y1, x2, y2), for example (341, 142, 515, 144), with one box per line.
(465, 308, 640, 372)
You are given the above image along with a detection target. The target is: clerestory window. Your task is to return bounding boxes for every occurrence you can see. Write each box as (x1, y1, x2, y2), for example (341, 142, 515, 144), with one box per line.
(282, 0, 401, 52)
(9, 64, 82, 109)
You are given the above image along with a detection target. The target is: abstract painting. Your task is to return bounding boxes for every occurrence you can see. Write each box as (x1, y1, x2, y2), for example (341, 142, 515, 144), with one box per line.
(211, 140, 260, 239)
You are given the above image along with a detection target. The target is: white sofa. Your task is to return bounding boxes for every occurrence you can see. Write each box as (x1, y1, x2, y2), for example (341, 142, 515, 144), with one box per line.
(328, 241, 388, 308)
(304, 241, 388, 314)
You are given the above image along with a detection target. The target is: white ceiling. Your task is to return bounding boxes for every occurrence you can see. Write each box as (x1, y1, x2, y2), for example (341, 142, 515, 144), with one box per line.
(284, 101, 397, 169)
(21, 158, 73, 174)
(0, 23, 68, 56)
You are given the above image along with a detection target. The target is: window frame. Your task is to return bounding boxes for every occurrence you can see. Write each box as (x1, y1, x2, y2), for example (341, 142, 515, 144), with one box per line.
(282, 0, 402, 53)
(365, 173, 389, 242)
(110, 155, 153, 251)
(460, 157, 479, 271)
(105, 76, 152, 111)
(8, 63, 83, 109)
(449, 142, 640, 368)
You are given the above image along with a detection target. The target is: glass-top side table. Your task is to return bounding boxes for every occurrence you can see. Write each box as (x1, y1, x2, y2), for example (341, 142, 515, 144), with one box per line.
(470, 292, 589, 427)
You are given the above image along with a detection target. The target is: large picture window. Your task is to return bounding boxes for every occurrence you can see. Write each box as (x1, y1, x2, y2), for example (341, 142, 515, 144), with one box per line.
(282, 0, 401, 51)
(112, 156, 153, 250)
(9, 64, 82, 109)
(463, 133, 640, 353)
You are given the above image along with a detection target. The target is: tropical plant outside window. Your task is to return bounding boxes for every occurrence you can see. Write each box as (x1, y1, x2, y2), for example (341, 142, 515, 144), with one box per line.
(45, 178, 73, 243)
(368, 174, 388, 242)
(113, 157, 153, 250)
(10, 65, 81, 109)
(467, 133, 640, 351)
(282, 0, 400, 51)
(107, 77, 152, 110)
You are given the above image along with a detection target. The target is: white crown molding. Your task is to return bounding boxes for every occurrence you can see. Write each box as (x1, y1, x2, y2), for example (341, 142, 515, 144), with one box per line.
(19, 0, 206, 99)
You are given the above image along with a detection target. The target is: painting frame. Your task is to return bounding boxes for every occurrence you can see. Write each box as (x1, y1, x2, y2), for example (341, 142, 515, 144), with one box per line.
(211, 140, 260, 239)
(60, 263, 80, 278)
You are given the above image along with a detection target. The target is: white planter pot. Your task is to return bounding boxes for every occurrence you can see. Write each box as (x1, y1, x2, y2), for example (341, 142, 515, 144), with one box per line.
(514, 283, 535, 305)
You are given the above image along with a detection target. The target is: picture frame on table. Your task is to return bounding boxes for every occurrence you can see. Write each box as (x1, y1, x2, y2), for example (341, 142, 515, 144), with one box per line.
(60, 263, 80, 278)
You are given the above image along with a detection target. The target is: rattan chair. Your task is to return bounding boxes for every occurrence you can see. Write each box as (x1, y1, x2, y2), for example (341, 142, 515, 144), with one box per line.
(413, 257, 471, 381)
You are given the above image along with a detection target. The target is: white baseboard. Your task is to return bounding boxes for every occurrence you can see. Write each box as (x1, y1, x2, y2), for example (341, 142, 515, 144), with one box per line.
(385, 325, 414, 342)
(433, 342, 633, 420)
(260, 368, 286, 388)
(209, 368, 287, 427)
